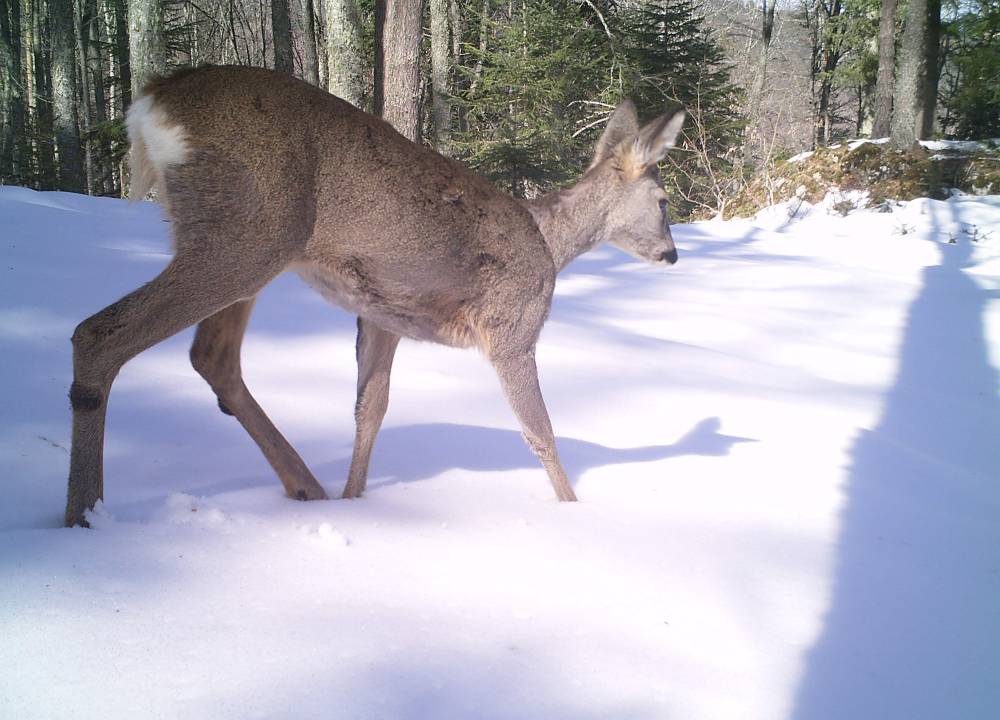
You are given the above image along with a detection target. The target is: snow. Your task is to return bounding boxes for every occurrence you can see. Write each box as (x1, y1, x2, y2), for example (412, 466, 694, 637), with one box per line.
(1, 186, 999, 719)
(787, 137, 1000, 163)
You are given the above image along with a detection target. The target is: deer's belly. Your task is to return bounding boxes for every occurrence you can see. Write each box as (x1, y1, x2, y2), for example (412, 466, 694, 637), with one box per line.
(291, 261, 477, 348)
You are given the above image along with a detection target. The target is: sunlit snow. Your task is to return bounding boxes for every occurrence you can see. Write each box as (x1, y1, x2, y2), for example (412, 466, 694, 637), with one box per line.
(1, 186, 998, 719)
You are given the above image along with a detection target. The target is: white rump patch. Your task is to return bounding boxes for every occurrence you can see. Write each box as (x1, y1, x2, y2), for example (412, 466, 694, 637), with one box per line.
(126, 95, 190, 167)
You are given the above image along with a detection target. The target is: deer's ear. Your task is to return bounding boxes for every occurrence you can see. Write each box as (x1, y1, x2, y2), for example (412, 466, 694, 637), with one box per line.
(633, 110, 686, 169)
(590, 100, 640, 169)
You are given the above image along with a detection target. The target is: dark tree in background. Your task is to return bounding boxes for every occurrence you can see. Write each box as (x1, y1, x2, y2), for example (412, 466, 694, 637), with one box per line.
(272, 0, 293, 73)
(1, 0, 27, 182)
(621, 0, 744, 216)
(301, 0, 320, 84)
(940, 0, 1000, 138)
(128, 0, 164, 99)
(376, 0, 423, 141)
(921, 0, 942, 138)
(50, 0, 85, 190)
(891, 0, 933, 147)
(326, 0, 365, 105)
(871, 0, 897, 137)
(454, 0, 616, 196)
(429, 0, 451, 153)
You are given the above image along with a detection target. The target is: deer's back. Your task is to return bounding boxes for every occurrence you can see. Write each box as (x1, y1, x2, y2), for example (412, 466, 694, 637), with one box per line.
(145, 66, 554, 348)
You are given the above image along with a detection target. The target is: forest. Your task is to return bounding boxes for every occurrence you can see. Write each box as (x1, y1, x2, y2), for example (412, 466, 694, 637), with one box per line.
(1, 0, 998, 218)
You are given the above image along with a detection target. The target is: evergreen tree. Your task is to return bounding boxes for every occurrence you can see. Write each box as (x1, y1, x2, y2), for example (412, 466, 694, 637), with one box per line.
(454, 0, 617, 197)
(940, 0, 1000, 138)
(619, 0, 745, 217)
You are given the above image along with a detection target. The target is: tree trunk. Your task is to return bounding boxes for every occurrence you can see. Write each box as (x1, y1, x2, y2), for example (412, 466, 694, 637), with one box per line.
(271, 0, 293, 73)
(316, 0, 328, 87)
(890, 0, 928, 149)
(114, 0, 130, 108)
(920, 0, 941, 138)
(88, 0, 112, 193)
(0, 0, 16, 180)
(128, 0, 164, 99)
(33, 0, 57, 188)
(430, 0, 450, 153)
(325, 0, 363, 105)
(301, 0, 319, 84)
(816, 78, 833, 146)
(871, 0, 897, 137)
(377, 0, 423, 141)
(75, 0, 94, 191)
(750, 0, 775, 119)
(448, 0, 461, 60)
(50, 0, 85, 191)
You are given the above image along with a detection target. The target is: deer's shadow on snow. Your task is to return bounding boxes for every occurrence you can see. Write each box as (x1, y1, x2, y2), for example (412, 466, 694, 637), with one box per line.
(313, 416, 754, 492)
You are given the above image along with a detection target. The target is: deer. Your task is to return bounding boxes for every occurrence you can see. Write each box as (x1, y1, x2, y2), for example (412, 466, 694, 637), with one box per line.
(64, 65, 685, 527)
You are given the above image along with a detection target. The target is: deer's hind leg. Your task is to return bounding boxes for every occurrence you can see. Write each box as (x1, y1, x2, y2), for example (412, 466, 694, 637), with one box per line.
(191, 298, 327, 502)
(66, 231, 297, 527)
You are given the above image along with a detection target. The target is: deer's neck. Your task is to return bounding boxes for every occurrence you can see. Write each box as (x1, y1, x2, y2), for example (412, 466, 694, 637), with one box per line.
(523, 177, 609, 272)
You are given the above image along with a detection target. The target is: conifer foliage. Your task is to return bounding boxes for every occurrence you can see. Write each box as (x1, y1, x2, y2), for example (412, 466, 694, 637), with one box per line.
(453, 0, 743, 218)
(618, 0, 744, 217)
(453, 0, 617, 197)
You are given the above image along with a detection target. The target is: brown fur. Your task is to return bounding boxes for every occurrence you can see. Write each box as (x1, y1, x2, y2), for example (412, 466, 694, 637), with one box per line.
(64, 66, 685, 526)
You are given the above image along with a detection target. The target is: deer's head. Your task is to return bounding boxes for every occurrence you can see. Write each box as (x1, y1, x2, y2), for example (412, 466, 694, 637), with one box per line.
(589, 101, 686, 266)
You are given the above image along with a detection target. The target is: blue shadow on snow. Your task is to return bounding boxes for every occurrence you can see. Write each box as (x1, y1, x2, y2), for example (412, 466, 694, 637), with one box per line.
(790, 216, 1000, 718)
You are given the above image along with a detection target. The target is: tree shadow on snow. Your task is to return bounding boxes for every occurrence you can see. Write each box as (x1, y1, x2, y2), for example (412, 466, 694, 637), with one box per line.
(790, 203, 1000, 719)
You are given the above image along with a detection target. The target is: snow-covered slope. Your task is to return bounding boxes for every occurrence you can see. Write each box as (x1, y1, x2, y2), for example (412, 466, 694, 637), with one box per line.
(1, 186, 998, 719)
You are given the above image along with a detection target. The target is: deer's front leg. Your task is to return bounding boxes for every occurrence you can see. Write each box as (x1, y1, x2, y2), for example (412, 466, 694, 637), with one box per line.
(490, 349, 578, 502)
(342, 318, 401, 499)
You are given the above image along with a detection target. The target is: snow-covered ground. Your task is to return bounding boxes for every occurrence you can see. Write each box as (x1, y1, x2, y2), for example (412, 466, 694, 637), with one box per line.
(1, 186, 998, 719)
(787, 137, 1000, 163)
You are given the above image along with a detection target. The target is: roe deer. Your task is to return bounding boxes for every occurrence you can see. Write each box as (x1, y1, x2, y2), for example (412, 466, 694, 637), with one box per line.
(65, 65, 685, 527)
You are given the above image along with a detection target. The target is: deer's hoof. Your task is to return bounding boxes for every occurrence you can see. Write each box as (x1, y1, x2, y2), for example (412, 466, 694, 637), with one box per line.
(340, 483, 365, 500)
(291, 483, 328, 501)
(64, 514, 91, 528)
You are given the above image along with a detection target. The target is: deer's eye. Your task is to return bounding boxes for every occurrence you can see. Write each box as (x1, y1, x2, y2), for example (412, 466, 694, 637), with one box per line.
(658, 198, 668, 212)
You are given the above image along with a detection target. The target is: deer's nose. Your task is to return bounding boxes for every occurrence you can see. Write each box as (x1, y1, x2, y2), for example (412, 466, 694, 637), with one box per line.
(660, 249, 678, 265)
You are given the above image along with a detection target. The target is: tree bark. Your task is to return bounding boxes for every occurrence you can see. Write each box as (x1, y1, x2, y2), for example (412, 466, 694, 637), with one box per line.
(75, 0, 96, 191)
(0, 0, 17, 180)
(377, 0, 423, 141)
(749, 0, 776, 119)
(871, 0, 897, 137)
(430, 0, 450, 153)
(128, 0, 164, 99)
(890, 0, 927, 148)
(50, 0, 86, 191)
(11, 0, 26, 179)
(301, 0, 319, 84)
(87, 0, 112, 193)
(325, 0, 363, 105)
(271, 0, 293, 73)
(920, 0, 941, 138)
(33, 0, 57, 188)
(316, 0, 328, 87)
(113, 0, 130, 108)
(373, 0, 383, 113)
